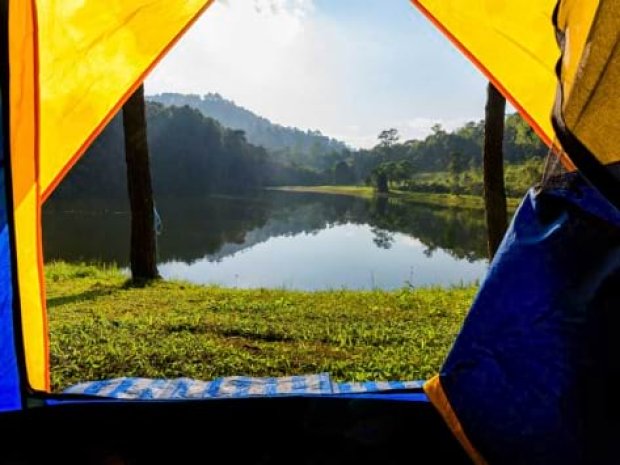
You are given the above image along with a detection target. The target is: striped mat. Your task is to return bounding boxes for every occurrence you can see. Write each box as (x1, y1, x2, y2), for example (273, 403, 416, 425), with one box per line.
(64, 374, 424, 400)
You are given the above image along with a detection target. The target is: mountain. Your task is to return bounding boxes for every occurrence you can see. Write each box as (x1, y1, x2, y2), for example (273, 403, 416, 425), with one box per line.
(48, 102, 323, 202)
(48, 93, 546, 204)
(147, 93, 349, 158)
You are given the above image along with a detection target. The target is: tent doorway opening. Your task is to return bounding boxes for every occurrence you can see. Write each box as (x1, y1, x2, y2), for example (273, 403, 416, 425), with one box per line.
(41, 0, 508, 397)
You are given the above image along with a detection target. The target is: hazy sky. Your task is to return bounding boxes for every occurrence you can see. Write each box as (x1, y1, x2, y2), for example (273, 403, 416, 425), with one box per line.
(146, 0, 487, 149)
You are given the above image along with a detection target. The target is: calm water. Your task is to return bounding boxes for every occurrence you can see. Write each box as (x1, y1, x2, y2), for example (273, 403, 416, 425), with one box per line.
(43, 191, 489, 289)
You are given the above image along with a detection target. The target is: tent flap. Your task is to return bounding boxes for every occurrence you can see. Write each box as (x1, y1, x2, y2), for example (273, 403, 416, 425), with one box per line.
(9, 0, 215, 392)
(410, 0, 559, 148)
(38, 0, 216, 200)
(426, 176, 620, 465)
(9, 0, 48, 392)
(552, 0, 620, 208)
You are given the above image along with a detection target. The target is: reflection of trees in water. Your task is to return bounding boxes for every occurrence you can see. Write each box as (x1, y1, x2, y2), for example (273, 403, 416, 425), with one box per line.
(371, 227, 395, 250)
(259, 194, 488, 261)
(43, 197, 132, 266)
(43, 191, 487, 266)
(366, 198, 487, 262)
(44, 195, 273, 266)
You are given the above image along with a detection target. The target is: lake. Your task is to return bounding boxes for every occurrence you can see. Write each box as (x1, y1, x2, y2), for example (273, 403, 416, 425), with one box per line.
(43, 190, 489, 290)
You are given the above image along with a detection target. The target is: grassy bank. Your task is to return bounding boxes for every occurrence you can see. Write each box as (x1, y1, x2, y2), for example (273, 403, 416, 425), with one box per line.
(408, 163, 541, 199)
(47, 262, 476, 392)
(273, 185, 521, 210)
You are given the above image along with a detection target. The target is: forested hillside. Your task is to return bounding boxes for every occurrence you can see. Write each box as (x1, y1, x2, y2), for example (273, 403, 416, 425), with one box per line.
(50, 94, 548, 201)
(341, 114, 548, 197)
(341, 114, 547, 182)
(50, 102, 322, 200)
(148, 93, 348, 165)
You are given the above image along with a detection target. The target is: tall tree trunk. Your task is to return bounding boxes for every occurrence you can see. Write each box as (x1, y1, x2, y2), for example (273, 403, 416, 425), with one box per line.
(123, 84, 159, 282)
(483, 83, 508, 259)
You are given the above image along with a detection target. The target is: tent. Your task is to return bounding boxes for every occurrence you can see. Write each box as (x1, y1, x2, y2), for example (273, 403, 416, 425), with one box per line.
(0, 0, 618, 463)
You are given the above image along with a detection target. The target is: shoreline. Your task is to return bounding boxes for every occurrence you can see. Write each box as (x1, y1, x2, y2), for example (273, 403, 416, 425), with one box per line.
(270, 185, 521, 210)
(47, 261, 476, 392)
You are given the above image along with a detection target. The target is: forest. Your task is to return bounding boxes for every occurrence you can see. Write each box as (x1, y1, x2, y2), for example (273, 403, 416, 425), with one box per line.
(148, 93, 348, 160)
(49, 95, 547, 201)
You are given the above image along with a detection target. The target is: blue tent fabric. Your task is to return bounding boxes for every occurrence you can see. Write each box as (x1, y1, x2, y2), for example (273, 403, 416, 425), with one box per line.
(0, 106, 21, 413)
(438, 174, 620, 465)
(63, 374, 424, 400)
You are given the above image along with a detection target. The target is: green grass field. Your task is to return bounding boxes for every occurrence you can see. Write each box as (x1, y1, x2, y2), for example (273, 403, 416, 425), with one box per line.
(273, 185, 522, 210)
(47, 262, 476, 392)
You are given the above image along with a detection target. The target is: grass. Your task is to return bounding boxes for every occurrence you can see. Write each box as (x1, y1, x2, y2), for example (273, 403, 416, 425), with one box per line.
(274, 185, 521, 210)
(405, 163, 541, 202)
(272, 185, 377, 200)
(47, 261, 476, 392)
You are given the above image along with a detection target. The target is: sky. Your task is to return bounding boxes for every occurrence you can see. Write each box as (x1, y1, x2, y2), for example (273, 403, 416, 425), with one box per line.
(146, 0, 488, 149)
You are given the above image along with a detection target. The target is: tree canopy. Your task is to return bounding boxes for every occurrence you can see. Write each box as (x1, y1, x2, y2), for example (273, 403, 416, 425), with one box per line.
(50, 95, 547, 201)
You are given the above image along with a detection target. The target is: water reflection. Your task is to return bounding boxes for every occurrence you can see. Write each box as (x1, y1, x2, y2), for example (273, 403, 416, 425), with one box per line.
(43, 191, 489, 289)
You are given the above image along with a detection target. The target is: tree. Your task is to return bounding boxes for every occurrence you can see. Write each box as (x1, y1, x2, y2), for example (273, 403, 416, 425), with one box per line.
(372, 165, 389, 194)
(523, 157, 542, 186)
(332, 160, 354, 185)
(483, 83, 508, 259)
(123, 84, 160, 282)
(385, 161, 399, 188)
(448, 152, 462, 194)
(503, 113, 546, 161)
(377, 128, 400, 148)
(394, 160, 413, 188)
(430, 123, 444, 135)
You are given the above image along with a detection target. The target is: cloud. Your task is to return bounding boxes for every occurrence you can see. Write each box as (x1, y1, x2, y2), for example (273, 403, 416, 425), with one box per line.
(146, 0, 360, 137)
(147, 0, 316, 93)
(400, 117, 472, 141)
(331, 117, 476, 149)
(252, 0, 315, 17)
(145, 0, 485, 149)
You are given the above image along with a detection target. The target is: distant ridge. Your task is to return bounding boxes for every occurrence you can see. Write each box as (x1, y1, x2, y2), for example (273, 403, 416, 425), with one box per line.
(148, 92, 348, 155)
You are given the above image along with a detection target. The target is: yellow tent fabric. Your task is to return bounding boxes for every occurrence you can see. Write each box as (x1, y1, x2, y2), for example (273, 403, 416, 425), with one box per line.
(9, 0, 214, 391)
(409, 0, 560, 148)
(413, 1, 618, 463)
(9, 0, 48, 392)
(556, 0, 620, 167)
(7, 0, 616, 395)
(38, 0, 216, 201)
(410, 0, 620, 174)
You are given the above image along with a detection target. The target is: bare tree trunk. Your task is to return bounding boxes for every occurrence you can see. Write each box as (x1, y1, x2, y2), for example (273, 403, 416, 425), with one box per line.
(123, 84, 159, 282)
(483, 83, 508, 259)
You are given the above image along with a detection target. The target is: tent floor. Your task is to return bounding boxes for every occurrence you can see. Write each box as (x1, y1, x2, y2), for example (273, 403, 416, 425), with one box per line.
(0, 395, 472, 464)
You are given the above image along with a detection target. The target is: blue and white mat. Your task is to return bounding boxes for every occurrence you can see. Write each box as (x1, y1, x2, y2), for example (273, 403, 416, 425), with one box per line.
(64, 373, 424, 400)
